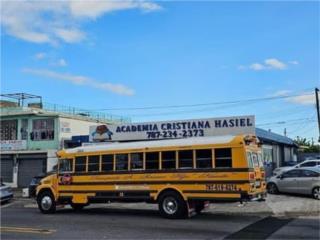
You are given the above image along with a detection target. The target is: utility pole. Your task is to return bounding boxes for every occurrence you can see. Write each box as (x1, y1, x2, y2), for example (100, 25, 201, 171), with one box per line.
(315, 88, 320, 142)
(284, 128, 287, 137)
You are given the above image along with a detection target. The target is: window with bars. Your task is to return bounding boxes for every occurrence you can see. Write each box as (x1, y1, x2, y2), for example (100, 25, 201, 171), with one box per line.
(31, 118, 54, 141)
(0, 120, 18, 140)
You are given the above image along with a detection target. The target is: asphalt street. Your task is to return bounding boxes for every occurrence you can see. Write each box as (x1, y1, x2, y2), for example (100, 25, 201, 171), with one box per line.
(1, 198, 319, 240)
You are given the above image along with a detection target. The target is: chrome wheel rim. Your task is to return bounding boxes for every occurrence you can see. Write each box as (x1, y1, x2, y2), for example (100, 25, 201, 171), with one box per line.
(313, 188, 320, 200)
(163, 197, 178, 215)
(41, 196, 52, 210)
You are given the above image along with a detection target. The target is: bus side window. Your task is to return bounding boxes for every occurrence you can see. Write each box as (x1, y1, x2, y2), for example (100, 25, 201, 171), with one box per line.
(146, 152, 159, 170)
(75, 156, 86, 172)
(59, 159, 72, 173)
(130, 153, 143, 170)
(162, 151, 176, 169)
(88, 155, 99, 172)
(215, 148, 232, 168)
(178, 150, 193, 169)
(196, 149, 212, 169)
(115, 154, 128, 171)
(102, 154, 113, 172)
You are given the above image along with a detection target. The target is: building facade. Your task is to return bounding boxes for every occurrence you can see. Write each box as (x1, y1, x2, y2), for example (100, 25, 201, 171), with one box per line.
(256, 128, 298, 177)
(0, 102, 129, 188)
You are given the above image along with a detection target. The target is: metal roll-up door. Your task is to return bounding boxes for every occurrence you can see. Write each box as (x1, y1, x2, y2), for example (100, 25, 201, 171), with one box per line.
(0, 154, 14, 182)
(17, 153, 47, 187)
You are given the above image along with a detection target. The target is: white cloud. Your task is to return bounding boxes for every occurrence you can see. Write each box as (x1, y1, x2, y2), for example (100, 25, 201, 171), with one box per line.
(272, 90, 292, 97)
(34, 52, 46, 60)
(56, 59, 67, 67)
(22, 68, 134, 96)
(289, 60, 299, 65)
(264, 58, 287, 70)
(1, 0, 162, 44)
(287, 92, 316, 105)
(54, 28, 85, 43)
(240, 58, 289, 71)
(69, 1, 161, 19)
(249, 63, 266, 71)
(237, 65, 247, 70)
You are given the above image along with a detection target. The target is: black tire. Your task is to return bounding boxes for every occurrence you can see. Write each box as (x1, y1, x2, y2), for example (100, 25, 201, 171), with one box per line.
(195, 201, 205, 214)
(312, 187, 320, 200)
(70, 203, 86, 211)
(158, 191, 188, 219)
(267, 183, 279, 194)
(37, 191, 56, 214)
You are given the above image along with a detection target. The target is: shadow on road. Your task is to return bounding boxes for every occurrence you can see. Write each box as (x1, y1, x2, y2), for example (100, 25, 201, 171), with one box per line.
(54, 206, 265, 222)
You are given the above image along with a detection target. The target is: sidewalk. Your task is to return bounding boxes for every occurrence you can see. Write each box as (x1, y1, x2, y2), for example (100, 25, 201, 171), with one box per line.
(105, 194, 320, 217)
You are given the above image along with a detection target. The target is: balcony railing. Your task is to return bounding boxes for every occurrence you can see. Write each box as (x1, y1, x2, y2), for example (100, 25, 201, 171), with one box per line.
(0, 103, 130, 124)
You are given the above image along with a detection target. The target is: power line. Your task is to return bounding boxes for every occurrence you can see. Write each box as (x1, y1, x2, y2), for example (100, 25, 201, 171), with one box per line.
(93, 92, 314, 111)
(256, 117, 316, 127)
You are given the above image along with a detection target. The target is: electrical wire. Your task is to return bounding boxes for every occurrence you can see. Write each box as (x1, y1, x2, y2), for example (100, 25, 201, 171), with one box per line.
(93, 91, 315, 111)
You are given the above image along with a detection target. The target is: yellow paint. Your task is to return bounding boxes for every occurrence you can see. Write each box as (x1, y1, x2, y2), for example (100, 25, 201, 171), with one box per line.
(72, 194, 92, 204)
(1, 226, 56, 235)
(37, 135, 266, 206)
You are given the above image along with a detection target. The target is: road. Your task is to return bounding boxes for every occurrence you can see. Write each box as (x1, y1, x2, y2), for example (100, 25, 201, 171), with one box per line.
(1, 198, 319, 240)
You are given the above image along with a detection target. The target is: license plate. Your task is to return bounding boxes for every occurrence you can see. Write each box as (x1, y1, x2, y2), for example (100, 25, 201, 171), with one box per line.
(255, 181, 261, 187)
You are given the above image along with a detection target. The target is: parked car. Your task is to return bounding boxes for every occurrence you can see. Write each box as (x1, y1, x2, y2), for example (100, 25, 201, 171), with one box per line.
(273, 159, 320, 176)
(29, 174, 47, 198)
(267, 167, 320, 200)
(0, 182, 13, 203)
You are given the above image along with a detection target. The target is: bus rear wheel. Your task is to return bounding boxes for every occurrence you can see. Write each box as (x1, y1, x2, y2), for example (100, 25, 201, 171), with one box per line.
(158, 191, 187, 219)
(37, 191, 56, 214)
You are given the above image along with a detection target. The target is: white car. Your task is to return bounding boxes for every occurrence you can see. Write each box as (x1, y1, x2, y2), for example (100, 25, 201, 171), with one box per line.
(273, 159, 320, 176)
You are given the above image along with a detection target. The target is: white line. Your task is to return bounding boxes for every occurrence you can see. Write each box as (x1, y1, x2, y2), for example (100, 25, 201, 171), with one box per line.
(0, 201, 16, 209)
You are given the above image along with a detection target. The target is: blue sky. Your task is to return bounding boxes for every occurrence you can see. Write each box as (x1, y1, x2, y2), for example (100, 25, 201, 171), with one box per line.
(1, 1, 319, 141)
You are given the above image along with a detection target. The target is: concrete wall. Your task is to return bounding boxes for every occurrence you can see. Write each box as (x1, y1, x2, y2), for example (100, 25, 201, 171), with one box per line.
(58, 117, 101, 147)
(47, 149, 58, 172)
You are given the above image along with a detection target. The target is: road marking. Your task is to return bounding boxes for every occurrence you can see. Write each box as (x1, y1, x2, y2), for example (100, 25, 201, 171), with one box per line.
(224, 216, 293, 239)
(0, 201, 16, 209)
(1, 226, 56, 235)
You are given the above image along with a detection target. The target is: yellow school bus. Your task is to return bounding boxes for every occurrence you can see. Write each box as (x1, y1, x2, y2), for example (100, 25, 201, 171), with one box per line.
(36, 135, 266, 218)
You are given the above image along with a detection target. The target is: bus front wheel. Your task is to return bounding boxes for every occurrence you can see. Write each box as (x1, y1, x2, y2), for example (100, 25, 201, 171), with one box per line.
(37, 191, 56, 214)
(158, 191, 187, 219)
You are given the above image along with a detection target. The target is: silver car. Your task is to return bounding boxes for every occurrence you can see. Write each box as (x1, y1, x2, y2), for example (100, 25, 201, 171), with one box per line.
(273, 159, 320, 176)
(0, 183, 13, 203)
(267, 167, 320, 200)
